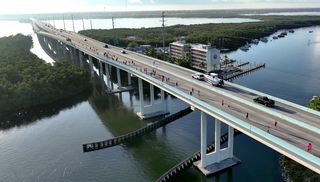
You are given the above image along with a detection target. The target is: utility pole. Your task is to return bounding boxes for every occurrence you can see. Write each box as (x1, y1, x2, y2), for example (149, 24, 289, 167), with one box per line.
(82, 18, 85, 30)
(112, 17, 118, 46)
(52, 16, 55, 28)
(112, 17, 115, 30)
(161, 11, 166, 60)
(62, 15, 66, 30)
(71, 15, 75, 32)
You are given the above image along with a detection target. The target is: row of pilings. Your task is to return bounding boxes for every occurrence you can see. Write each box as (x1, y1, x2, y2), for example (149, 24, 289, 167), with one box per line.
(156, 129, 242, 182)
(82, 107, 193, 152)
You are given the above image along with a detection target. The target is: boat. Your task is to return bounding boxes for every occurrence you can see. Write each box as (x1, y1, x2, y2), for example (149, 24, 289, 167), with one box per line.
(289, 30, 295, 33)
(309, 30, 314, 33)
(273, 36, 278, 39)
(240, 45, 250, 51)
(252, 39, 259, 44)
(278, 32, 287, 38)
(260, 37, 268, 43)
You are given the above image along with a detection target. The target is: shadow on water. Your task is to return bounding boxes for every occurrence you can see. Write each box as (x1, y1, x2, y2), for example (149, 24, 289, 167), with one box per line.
(0, 90, 90, 130)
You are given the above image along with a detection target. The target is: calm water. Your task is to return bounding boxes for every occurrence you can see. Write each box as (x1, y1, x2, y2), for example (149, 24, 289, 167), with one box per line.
(46, 17, 260, 32)
(244, 12, 320, 16)
(1, 20, 320, 181)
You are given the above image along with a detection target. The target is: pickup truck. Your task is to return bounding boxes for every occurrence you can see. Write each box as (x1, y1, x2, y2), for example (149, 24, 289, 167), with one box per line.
(253, 96, 275, 107)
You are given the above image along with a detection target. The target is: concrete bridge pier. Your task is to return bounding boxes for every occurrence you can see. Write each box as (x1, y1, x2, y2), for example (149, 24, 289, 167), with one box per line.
(116, 68, 122, 88)
(78, 50, 83, 67)
(68, 46, 75, 63)
(128, 72, 132, 86)
(88, 55, 94, 78)
(137, 78, 168, 119)
(104, 63, 112, 91)
(195, 112, 241, 176)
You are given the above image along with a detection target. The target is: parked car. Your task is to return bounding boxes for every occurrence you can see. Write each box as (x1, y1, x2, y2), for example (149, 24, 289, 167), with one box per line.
(253, 96, 275, 107)
(121, 50, 127, 54)
(192, 72, 205, 80)
(66, 38, 71, 42)
(104, 44, 108, 48)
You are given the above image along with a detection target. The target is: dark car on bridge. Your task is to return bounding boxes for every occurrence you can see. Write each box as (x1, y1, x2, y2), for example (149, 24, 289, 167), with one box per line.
(104, 44, 108, 48)
(253, 96, 275, 107)
(66, 38, 71, 42)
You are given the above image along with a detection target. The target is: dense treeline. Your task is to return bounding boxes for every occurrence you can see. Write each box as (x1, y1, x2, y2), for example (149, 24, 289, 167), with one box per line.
(80, 16, 320, 51)
(0, 34, 90, 118)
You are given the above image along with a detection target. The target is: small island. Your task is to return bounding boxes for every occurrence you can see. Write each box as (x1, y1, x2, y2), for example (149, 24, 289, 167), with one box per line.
(0, 34, 91, 120)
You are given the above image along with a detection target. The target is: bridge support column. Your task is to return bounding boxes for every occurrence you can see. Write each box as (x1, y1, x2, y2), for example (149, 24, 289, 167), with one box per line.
(104, 63, 112, 90)
(79, 51, 83, 67)
(89, 56, 94, 78)
(195, 113, 240, 176)
(99, 61, 104, 80)
(137, 78, 168, 119)
(128, 72, 132, 86)
(116, 68, 122, 88)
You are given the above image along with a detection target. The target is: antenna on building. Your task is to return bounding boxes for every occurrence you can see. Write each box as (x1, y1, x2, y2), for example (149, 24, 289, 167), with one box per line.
(161, 11, 166, 60)
(90, 19, 93, 30)
(82, 18, 85, 30)
(71, 15, 75, 32)
(62, 15, 66, 30)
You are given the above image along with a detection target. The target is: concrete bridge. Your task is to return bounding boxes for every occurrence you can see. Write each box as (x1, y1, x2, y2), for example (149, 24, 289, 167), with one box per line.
(32, 20, 320, 175)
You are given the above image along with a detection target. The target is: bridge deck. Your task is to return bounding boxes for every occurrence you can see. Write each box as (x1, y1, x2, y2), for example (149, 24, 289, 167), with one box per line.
(33, 21, 320, 173)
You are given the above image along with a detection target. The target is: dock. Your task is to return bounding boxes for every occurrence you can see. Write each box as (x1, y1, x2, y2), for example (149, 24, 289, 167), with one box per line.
(224, 63, 265, 81)
(82, 107, 193, 152)
(237, 61, 250, 67)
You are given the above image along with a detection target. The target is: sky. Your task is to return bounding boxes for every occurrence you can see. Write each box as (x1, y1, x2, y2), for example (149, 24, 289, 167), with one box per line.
(1, 0, 320, 14)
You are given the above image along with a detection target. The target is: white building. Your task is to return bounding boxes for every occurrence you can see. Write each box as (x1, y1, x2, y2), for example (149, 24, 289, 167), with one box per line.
(169, 41, 221, 72)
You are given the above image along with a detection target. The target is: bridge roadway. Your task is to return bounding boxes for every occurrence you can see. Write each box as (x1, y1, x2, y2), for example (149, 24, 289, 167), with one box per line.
(33, 21, 320, 173)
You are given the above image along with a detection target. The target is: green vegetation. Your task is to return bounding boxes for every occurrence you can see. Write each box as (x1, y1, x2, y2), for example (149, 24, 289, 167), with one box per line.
(281, 96, 320, 182)
(0, 34, 91, 118)
(80, 16, 320, 52)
